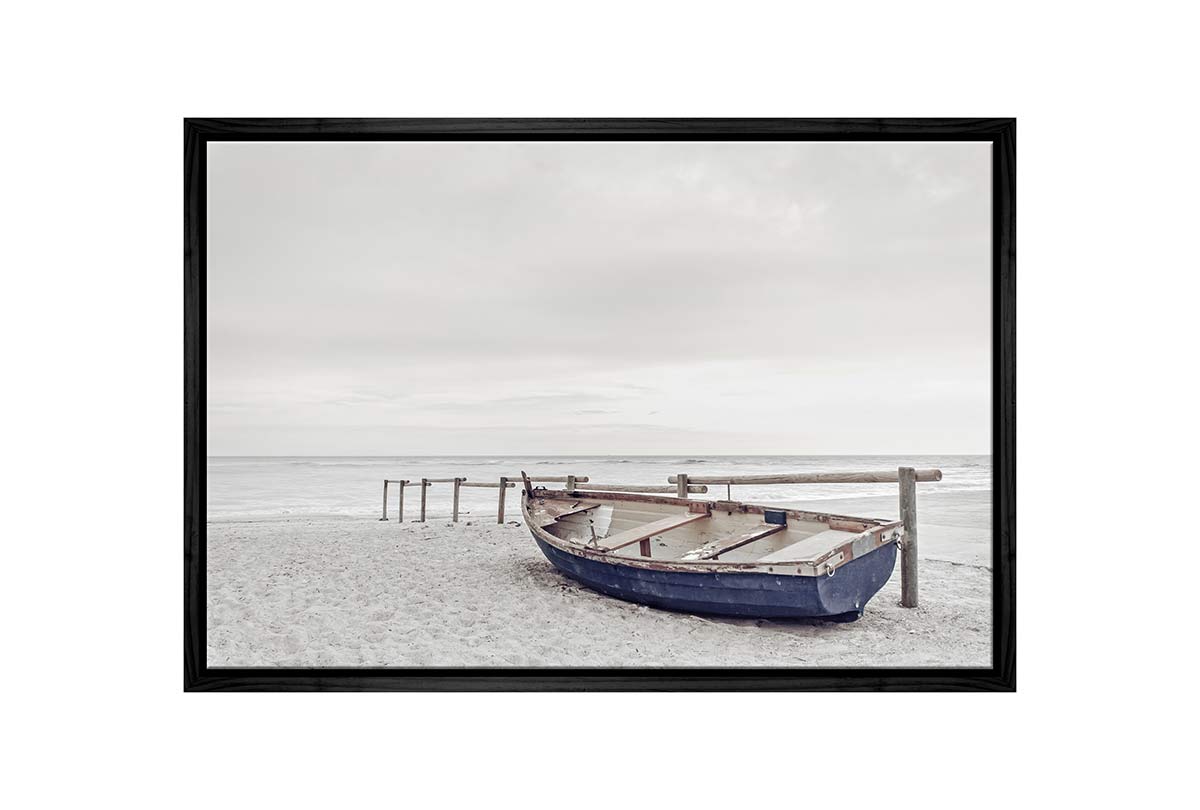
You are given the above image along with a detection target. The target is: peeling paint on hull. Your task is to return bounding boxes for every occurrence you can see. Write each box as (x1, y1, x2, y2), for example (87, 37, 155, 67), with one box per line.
(533, 535, 897, 620)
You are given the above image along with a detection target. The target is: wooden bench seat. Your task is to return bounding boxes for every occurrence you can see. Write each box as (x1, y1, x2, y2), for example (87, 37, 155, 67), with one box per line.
(679, 524, 786, 561)
(755, 529, 859, 563)
(599, 512, 711, 553)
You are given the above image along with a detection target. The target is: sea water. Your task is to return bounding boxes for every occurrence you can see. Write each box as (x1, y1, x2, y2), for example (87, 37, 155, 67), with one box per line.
(207, 454, 992, 521)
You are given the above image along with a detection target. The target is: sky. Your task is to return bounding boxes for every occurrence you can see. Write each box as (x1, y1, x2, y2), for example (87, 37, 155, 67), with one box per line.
(207, 140, 991, 456)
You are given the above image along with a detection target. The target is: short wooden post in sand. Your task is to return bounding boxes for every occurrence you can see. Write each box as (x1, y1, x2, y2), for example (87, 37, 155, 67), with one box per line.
(676, 473, 689, 499)
(452, 478, 463, 522)
(397, 480, 406, 522)
(419, 478, 429, 522)
(497, 477, 508, 523)
(899, 466, 919, 608)
(380, 479, 389, 520)
(566, 474, 576, 493)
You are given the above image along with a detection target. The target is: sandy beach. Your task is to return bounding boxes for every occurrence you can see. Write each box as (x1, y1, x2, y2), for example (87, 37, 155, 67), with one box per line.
(207, 491, 992, 668)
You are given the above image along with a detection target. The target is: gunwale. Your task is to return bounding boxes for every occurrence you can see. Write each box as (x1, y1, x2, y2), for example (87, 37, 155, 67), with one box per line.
(522, 487, 902, 578)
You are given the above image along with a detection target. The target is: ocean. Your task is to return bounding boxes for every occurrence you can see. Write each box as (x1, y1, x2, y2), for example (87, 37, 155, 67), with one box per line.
(206, 454, 992, 522)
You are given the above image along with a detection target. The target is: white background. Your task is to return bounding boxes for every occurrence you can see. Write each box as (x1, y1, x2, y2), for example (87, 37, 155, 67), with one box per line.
(2, 1, 1196, 807)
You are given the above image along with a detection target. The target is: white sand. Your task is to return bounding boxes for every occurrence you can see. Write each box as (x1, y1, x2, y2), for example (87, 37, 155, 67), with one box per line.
(207, 504, 992, 668)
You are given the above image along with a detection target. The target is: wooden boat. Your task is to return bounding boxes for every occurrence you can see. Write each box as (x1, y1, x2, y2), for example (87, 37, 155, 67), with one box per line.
(520, 474, 903, 621)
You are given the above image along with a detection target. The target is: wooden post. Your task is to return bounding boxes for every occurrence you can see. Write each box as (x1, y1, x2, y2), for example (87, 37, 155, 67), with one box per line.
(639, 538, 651, 558)
(676, 473, 689, 499)
(397, 480, 406, 522)
(380, 479, 389, 520)
(452, 478, 462, 522)
(420, 478, 428, 522)
(497, 477, 508, 523)
(566, 474, 576, 493)
(899, 466, 918, 608)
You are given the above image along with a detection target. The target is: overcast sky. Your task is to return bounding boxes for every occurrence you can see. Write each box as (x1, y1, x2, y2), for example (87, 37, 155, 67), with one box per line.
(207, 140, 991, 456)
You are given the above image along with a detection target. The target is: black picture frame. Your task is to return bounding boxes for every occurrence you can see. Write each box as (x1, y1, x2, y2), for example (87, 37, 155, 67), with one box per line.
(185, 118, 1015, 691)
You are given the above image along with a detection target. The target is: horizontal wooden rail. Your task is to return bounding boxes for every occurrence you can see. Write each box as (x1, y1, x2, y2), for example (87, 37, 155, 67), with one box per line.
(667, 469, 942, 485)
(390, 475, 585, 486)
(503, 475, 589, 483)
(459, 481, 516, 489)
(574, 483, 709, 494)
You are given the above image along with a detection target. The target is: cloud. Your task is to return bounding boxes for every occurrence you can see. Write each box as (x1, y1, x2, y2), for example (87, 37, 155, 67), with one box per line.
(207, 141, 991, 454)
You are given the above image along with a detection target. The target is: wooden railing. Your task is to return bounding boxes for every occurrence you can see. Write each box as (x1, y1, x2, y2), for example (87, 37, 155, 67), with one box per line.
(379, 465, 940, 609)
(380, 475, 709, 524)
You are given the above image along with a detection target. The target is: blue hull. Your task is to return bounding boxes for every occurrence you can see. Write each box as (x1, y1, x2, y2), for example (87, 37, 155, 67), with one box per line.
(533, 536, 897, 621)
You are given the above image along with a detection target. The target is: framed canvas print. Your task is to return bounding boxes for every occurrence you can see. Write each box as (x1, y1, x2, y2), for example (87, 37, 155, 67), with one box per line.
(185, 118, 1015, 691)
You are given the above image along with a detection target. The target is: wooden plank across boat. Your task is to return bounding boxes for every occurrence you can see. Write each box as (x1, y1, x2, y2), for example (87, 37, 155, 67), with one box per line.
(520, 476, 903, 621)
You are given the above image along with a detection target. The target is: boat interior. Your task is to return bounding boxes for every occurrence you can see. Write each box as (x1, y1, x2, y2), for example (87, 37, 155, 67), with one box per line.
(527, 490, 892, 566)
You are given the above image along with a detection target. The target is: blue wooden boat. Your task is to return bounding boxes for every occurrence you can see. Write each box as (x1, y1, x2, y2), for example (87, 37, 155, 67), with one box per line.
(520, 476, 902, 621)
